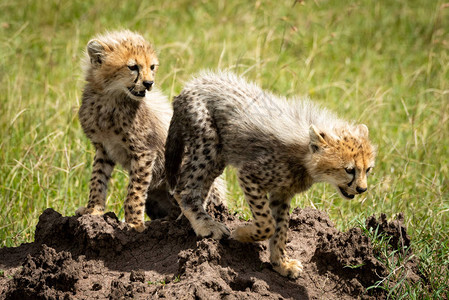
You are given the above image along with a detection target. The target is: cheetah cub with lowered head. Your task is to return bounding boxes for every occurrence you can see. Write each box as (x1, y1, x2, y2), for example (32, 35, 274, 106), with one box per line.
(76, 31, 225, 231)
(165, 71, 376, 278)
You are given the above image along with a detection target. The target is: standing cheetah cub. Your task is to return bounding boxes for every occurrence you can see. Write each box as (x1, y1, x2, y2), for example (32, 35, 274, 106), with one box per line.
(165, 71, 376, 278)
(76, 31, 225, 231)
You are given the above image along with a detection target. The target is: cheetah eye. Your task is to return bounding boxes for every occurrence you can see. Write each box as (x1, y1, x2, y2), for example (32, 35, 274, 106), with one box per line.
(345, 168, 355, 175)
(366, 167, 372, 174)
(150, 64, 155, 71)
(128, 64, 139, 71)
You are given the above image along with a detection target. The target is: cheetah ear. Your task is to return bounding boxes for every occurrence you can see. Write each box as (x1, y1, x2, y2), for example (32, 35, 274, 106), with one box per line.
(87, 40, 105, 66)
(309, 124, 327, 153)
(356, 124, 369, 138)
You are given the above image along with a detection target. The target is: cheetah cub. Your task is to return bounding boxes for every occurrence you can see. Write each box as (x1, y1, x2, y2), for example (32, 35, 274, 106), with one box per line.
(165, 71, 376, 278)
(76, 31, 224, 231)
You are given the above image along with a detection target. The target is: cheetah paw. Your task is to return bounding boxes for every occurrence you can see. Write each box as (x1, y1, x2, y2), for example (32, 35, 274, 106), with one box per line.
(75, 206, 104, 216)
(193, 219, 230, 240)
(273, 258, 303, 279)
(128, 222, 146, 233)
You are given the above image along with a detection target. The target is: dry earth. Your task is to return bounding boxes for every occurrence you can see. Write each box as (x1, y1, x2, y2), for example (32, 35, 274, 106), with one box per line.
(0, 204, 420, 299)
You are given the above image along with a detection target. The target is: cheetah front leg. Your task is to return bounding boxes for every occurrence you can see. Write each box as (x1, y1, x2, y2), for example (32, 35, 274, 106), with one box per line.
(231, 173, 275, 242)
(124, 152, 155, 232)
(269, 192, 303, 279)
(76, 143, 115, 216)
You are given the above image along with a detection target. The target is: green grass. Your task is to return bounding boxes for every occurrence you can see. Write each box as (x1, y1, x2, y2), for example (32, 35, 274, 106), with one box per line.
(0, 0, 448, 297)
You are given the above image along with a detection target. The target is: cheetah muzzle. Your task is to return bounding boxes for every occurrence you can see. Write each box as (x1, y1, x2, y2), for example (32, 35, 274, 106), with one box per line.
(338, 187, 355, 199)
(128, 87, 146, 97)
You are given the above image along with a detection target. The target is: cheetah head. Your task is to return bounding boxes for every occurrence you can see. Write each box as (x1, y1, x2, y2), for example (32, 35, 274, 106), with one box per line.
(85, 30, 159, 101)
(307, 124, 377, 200)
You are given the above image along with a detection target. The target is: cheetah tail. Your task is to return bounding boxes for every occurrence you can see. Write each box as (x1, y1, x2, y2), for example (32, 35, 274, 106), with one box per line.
(165, 111, 184, 190)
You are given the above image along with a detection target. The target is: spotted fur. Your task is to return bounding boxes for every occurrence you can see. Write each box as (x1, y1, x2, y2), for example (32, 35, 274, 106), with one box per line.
(76, 31, 225, 232)
(165, 71, 376, 278)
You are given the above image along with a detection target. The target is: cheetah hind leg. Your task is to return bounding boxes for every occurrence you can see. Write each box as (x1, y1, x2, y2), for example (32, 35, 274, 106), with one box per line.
(187, 212, 230, 239)
(181, 176, 227, 222)
(174, 177, 225, 222)
(176, 192, 230, 239)
(192, 173, 230, 239)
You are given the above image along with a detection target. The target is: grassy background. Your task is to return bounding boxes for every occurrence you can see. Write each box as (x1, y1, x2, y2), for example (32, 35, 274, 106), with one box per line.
(1, 0, 448, 297)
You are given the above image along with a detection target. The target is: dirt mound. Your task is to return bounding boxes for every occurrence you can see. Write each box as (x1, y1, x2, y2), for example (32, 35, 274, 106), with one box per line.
(0, 206, 420, 299)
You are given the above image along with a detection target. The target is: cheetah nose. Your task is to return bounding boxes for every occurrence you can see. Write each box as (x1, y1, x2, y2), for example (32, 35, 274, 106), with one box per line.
(356, 187, 367, 194)
(143, 81, 154, 90)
